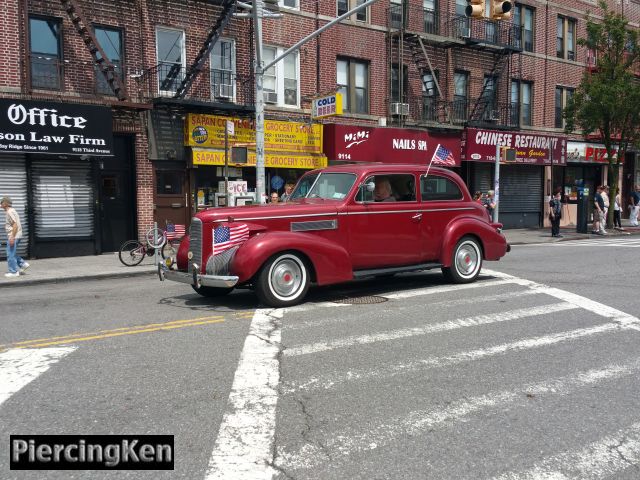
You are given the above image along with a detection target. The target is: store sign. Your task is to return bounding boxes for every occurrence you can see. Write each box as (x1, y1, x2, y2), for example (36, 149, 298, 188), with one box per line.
(464, 128, 566, 165)
(0, 99, 113, 156)
(566, 141, 615, 163)
(323, 124, 461, 167)
(192, 149, 328, 169)
(312, 93, 343, 119)
(185, 114, 322, 154)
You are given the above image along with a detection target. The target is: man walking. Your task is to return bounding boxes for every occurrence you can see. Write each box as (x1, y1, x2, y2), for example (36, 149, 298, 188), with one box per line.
(1, 196, 29, 278)
(592, 186, 606, 235)
(600, 185, 610, 234)
(631, 185, 640, 227)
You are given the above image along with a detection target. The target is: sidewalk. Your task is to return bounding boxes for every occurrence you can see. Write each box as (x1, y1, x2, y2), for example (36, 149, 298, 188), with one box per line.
(1, 223, 639, 288)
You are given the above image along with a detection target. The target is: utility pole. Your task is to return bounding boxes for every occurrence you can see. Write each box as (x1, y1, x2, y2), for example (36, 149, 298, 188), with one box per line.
(250, 0, 381, 203)
(494, 144, 501, 222)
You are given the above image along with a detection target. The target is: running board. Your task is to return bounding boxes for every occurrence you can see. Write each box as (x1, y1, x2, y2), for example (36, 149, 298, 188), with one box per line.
(353, 263, 442, 278)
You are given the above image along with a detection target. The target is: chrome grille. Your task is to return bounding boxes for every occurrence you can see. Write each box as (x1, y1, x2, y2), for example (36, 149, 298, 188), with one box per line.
(188, 217, 202, 273)
(206, 246, 238, 275)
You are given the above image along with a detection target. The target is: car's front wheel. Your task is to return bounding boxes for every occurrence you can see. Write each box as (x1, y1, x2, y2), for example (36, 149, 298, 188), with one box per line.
(255, 252, 310, 307)
(442, 236, 483, 283)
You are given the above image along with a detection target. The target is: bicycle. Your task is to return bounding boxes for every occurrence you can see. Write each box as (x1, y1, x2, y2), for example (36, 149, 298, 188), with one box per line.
(118, 226, 169, 267)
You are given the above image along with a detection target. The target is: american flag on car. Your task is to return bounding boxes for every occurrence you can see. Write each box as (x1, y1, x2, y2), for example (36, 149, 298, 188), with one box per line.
(213, 224, 249, 256)
(166, 223, 186, 240)
(431, 144, 456, 166)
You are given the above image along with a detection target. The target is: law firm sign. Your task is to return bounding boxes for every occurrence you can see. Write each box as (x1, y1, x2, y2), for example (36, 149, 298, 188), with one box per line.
(0, 99, 114, 156)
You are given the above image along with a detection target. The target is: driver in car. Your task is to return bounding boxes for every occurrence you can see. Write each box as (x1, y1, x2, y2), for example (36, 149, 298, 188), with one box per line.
(374, 178, 396, 202)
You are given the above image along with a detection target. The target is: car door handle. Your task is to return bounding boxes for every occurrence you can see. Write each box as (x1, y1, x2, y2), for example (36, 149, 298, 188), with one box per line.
(411, 213, 422, 222)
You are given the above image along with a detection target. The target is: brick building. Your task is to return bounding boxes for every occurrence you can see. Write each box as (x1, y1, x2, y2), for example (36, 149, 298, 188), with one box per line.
(1, 1, 638, 259)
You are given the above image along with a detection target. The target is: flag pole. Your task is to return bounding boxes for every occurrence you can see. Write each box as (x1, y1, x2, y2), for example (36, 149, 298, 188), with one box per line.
(425, 143, 441, 179)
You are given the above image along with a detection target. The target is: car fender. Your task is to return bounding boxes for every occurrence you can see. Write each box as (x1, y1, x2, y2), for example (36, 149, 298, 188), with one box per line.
(440, 217, 508, 266)
(230, 231, 353, 285)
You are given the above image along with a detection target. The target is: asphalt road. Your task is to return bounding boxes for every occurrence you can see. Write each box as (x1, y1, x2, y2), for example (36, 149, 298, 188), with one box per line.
(2, 236, 640, 479)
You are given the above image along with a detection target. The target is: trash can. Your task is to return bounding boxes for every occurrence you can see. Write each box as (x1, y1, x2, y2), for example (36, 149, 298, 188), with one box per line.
(576, 186, 590, 233)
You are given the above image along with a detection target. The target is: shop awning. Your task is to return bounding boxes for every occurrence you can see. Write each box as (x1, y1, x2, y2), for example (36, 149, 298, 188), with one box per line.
(192, 148, 327, 170)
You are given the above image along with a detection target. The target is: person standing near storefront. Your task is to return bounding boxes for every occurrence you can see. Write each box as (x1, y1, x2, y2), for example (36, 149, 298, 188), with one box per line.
(483, 190, 496, 221)
(549, 190, 563, 238)
(600, 186, 610, 234)
(630, 185, 640, 227)
(593, 186, 606, 235)
(614, 191, 623, 230)
(2, 197, 29, 278)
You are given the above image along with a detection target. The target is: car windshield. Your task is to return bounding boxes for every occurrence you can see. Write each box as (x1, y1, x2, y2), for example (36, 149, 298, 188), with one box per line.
(292, 172, 356, 200)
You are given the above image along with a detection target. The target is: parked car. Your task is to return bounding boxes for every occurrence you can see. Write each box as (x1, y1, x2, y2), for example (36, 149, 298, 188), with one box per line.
(158, 164, 509, 307)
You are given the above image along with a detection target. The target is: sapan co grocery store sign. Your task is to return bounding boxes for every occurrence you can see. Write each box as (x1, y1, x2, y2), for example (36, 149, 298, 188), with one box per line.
(0, 99, 114, 156)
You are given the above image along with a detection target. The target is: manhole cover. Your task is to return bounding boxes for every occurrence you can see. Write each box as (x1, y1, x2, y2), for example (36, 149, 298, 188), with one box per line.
(333, 295, 388, 305)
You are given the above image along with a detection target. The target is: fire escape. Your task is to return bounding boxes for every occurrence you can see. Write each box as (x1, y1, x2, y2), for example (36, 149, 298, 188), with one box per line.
(387, 3, 522, 130)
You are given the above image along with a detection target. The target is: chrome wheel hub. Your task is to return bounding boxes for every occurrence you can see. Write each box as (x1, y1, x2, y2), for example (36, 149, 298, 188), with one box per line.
(271, 258, 303, 298)
(455, 242, 479, 277)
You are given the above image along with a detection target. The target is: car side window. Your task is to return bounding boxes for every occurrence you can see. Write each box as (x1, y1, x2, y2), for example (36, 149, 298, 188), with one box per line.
(421, 175, 463, 201)
(356, 174, 416, 202)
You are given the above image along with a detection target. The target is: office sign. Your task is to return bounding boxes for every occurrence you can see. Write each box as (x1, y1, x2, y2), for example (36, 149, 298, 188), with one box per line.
(0, 99, 114, 156)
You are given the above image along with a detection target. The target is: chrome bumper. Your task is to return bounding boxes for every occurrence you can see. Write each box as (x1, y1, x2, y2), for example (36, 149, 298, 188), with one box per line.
(158, 263, 239, 289)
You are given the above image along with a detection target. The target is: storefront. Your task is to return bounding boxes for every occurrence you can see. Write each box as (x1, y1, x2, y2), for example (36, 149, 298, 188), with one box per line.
(0, 98, 134, 258)
(463, 128, 567, 229)
(322, 123, 462, 168)
(184, 114, 327, 208)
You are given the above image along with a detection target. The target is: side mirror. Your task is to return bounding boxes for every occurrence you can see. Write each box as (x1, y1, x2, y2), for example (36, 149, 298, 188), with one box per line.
(365, 181, 375, 193)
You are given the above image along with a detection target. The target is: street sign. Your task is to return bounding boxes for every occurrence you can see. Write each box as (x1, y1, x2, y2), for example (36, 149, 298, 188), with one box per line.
(226, 120, 235, 136)
(312, 93, 343, 119)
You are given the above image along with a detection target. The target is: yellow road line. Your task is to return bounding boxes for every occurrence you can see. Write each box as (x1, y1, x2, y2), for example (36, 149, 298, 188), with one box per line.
(0, 311, 255, 350)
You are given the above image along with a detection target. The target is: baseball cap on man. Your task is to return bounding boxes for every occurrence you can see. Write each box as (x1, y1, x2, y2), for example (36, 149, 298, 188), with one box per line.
(0, 196, 12, 206)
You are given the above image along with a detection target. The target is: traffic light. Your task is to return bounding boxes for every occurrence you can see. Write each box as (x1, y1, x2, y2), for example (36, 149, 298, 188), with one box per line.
(490, 0, 512, 19)
(501, 147, 517, 162)
(465, 0, 485, 18)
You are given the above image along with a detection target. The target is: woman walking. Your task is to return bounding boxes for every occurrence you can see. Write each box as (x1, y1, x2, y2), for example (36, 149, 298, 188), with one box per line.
(614, 191, 624, 230)
(549, 190, 562, 238)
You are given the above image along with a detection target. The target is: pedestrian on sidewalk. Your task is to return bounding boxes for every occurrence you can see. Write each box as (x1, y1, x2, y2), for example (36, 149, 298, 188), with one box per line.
(631, 185, 640, 227)
(592, 186, 606, 235)
(614, 191, 624, 230)
(483, 190, 496, 221)
(600, 185, 610, 233)
(549, 189, 563, 238)
(1, 196, 29, 278)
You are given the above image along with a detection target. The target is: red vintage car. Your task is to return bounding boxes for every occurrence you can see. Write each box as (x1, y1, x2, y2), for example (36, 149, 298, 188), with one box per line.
(158, 164, 509, 307)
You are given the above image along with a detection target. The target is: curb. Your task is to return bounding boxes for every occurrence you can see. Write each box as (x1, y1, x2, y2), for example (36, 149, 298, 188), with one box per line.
(0, 269, 156, 289)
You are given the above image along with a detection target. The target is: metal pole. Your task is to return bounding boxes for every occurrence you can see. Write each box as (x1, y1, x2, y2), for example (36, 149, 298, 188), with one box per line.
(494, 144, 500, 222)
(253, 0, 266, 204)
(224, 127, 229, 207)
(153, 221, 158, 266)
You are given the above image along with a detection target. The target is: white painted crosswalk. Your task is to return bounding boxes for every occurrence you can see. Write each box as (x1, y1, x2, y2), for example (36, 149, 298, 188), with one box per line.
(550, 237, 640, 248)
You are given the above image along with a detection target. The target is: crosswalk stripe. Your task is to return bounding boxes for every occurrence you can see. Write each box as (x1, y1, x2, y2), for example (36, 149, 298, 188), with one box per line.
(283, 322, 621, 394)
(284, 302, 578, 357)
(492, 421, 640, 480)
(285, 288, 538, 331)
(0, 347, 76, 407)
(276, 358, 640, 472)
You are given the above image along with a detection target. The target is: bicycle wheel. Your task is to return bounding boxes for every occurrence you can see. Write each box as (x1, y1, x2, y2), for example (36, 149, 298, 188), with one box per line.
(145, 227, 166, 249)
(161, 241, 177, 261)
(119, 240, 146, 267)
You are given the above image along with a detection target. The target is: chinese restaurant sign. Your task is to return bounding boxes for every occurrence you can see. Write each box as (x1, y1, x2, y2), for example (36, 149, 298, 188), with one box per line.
(0, 99, 114, 156)
(464, 128, 566, 165)
(323, 124, 461, 166)
(192, 149, 328, 170)
(185, 114, 322, 154)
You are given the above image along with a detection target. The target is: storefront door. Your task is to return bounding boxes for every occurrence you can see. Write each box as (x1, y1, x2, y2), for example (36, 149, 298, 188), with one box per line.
(99, 136, 134, 252)
(0, 154, 28, 259)
(155, 165, 190, 229)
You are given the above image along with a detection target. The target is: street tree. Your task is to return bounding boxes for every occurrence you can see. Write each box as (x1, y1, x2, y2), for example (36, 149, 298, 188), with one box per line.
(564, 0, 640, 227)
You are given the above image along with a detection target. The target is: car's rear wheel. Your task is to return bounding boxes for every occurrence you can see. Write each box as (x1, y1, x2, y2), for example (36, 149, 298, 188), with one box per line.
(191, 285, 234, 297)
(255, 252, 310, 307)
(442, 236, 482, 283)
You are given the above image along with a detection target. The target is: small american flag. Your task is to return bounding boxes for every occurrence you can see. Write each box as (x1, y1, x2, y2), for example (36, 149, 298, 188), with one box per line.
(431, 144, 456, 166)
(213, 224, 249, 256)
(166, 223, 186, 240)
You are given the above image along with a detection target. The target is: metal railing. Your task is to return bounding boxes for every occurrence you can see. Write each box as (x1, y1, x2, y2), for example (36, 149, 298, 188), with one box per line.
(139, 64, 254, 104)
(389, 4, 443, 36)
(451, 15, 521, 49)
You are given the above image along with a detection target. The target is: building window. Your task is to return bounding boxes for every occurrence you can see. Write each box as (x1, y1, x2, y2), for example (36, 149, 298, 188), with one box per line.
(513, 4, 534, 52)
(156, 27, 185, 94)
(279, 0, 299, 8)
(557, 16, 576, 61)
(453, 71, 468, 121)
(29, 16, 62, 90)
(337, 58, 369, 114)
(211, 38, 235, 101)
(481, 75, 497, 121)
(423, 0, 438, 34)
(337, 0, 368, 22)
(391, 64, 408, 103)
(422, 71, 439, 121)
(555, 86, 574, 128)
(94, 26, 123, 95)
(511, 80, 532, 126)
(263, 46, 299, 107)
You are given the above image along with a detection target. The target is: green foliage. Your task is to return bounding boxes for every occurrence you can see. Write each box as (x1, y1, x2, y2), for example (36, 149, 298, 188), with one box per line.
(564, 0, 640, 163)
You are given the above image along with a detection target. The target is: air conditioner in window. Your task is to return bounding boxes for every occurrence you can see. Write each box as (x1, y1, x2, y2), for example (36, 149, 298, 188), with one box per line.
(263, 91, 278, 104)
(215, 84, 234, 100)
(391, 102, 410, 116)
